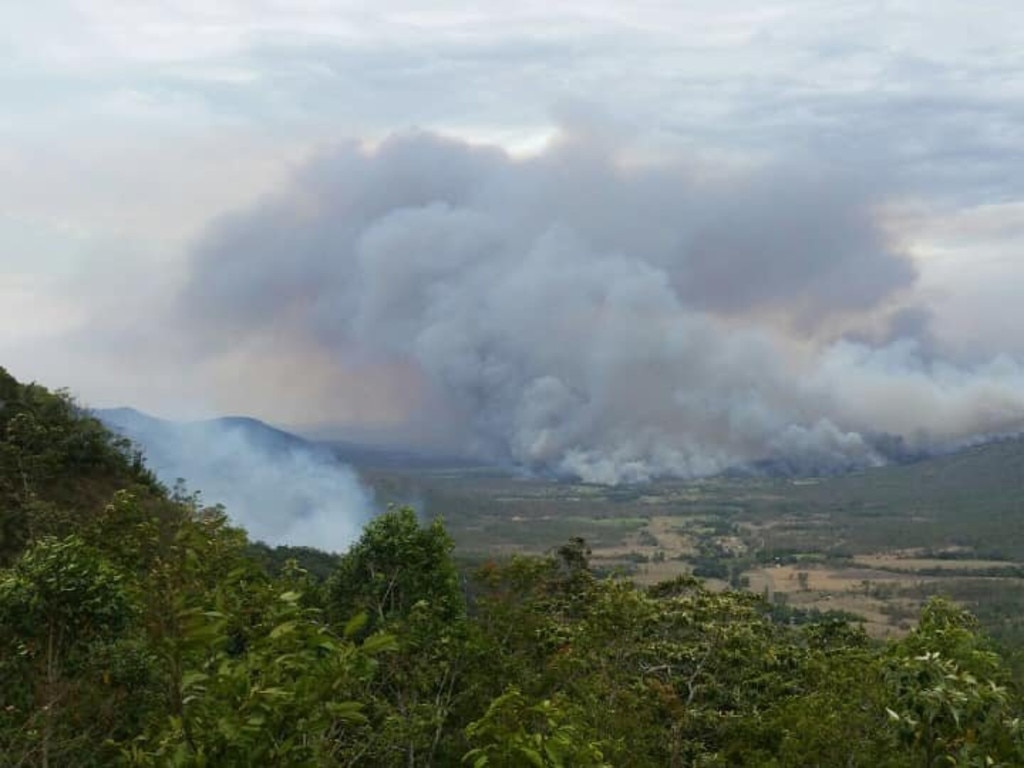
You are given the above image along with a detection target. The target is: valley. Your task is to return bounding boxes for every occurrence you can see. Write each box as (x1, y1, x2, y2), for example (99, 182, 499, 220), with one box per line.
(98, 404, 1024, 642)
(363, 437, 1024, 641)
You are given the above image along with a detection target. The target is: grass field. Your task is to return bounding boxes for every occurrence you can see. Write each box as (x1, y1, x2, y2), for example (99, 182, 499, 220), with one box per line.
(361, 436, 1024, 641)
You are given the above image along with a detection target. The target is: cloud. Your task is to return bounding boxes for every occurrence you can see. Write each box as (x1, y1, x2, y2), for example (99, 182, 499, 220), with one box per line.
(175, 125, 1024, 482)
(5, 1, 1024, 483)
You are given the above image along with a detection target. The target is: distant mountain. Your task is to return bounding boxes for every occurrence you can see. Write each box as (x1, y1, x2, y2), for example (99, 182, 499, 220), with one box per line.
(820, 432, 1024, 504)
(94, 407, 376, 551)
(95, 406, 483, 550)
(97, 408, 480, 471)
(97, 407, 315, 463)
(318, 438, 484, 470)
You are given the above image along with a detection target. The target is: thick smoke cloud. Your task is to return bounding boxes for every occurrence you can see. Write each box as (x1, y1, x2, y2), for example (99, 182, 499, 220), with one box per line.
(182, 128, 1024, 483)
(100, 409, 375, 551)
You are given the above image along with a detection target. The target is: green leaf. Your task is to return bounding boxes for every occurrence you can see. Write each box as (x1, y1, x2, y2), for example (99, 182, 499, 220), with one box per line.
(269, 620, 297, 639)
(516, 747, 546, 767)
(257, 687, 291, 698)
(182, 670, 208, 691)
(327, 700, 367, 723)
(362, 631, 398, 655)
(344, 611, 368, 638)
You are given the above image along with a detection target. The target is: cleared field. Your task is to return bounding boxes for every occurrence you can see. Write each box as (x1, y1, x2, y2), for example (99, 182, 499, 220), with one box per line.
(853, 554, 1020, 572)
(365, 437, 1024, 645)
(747, 563, 928, 636)
(589, 515, 697, 584)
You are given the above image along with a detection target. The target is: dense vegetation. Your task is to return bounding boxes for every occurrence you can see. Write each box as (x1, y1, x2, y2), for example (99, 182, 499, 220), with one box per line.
(3, 366, 1024, 766)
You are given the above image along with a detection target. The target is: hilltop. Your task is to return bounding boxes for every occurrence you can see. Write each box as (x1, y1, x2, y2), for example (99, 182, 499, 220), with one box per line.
(0, 368, 164, 564)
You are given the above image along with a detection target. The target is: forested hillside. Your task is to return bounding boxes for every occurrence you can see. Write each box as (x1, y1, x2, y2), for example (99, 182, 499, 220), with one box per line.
(0, 367, 163, 566)
(3, 367, 1024, 766)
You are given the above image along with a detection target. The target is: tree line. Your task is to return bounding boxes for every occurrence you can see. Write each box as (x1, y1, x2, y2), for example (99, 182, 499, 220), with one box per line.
(2, 366, 1024, 766)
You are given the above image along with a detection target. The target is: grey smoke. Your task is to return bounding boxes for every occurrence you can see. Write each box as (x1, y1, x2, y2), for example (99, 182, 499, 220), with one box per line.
(180, 126, 1024, 483)
(99, 409, 375, 551)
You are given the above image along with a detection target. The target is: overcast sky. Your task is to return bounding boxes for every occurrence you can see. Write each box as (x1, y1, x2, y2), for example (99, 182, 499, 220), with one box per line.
(2, 2, 1024, 471)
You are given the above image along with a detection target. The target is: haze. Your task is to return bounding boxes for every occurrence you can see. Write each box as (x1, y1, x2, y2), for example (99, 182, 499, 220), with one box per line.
(4, 1, 1024, 482)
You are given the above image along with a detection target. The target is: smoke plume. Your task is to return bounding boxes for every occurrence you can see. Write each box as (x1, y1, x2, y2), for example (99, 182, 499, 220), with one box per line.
(180, 126, 1024, 482)
(100, 409, 375, 551)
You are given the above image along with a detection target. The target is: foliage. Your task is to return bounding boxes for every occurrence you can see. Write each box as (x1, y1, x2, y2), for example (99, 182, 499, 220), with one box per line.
(883, 599, 1024, 765)
(122, 593, 395, 767)
(0, 535, 135, 766)
(325, 506, 469, 765)
(3, 367, 1024, 766)
(0, 366, 160, 566)
(326, 505, 463, 629)
(246, 542, 342, 581)
(464, 687, 611, 767)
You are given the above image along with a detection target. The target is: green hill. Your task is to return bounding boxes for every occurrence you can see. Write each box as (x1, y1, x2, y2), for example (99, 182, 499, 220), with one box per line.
(0, 366, 163, 564)
(744, 436, 1024, 558)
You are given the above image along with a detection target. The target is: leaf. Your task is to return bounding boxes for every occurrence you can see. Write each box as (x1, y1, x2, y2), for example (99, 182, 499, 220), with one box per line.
(317, 639, 339, 653)
(362, 631, 398, 655)
(344, 611, 368, 639)
(279, 590, 302, 603)
(544, 742, 567, 767)
(269, 621, 297, 639)
(516, 747, 546, 767)
(327, 700, 367, 723)
(182, 671, 208, 691)
(257, 687, 292, 698)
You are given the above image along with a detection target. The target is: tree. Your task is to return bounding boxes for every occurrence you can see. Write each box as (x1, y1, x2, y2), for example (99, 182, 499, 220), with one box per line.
(0, 535, 134, 766)
(883, 598, 1024, 765)
(122, 589, 394, 767)
(326, 506, 462, 629)
(326, 507, 469, 765)
(464, 687, 611, 767)
(0, 369, 159, 565)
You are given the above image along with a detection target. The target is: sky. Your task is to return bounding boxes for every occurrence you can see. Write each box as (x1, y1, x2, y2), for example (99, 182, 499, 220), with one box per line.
(3, 1, 1024, 480)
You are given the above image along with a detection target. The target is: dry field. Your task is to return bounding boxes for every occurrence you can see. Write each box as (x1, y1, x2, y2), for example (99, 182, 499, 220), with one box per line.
(590, 515, 697, 584)
(584, 511, 1024, 637)
(853, 553, 1016, 572)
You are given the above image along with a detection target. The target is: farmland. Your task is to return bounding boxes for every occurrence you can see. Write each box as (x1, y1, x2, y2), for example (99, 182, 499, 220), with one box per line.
(362, 436, 1024, 641)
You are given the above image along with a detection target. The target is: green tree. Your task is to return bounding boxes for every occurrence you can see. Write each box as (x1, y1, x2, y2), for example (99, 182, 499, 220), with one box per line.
(326, 506, 462, 629)
(884, 599, 1024, 765)
(123, 590, 394, 767)
(0, 535, 134, 766)
(326, 507, 470, 765)
(0, 368, 158, 565)
(464, 687, 611, 767)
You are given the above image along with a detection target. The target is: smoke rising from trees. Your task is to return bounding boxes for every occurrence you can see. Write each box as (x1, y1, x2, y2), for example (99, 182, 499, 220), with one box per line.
(99, 409, 375, 551)
(181, 126, 1024, 482)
